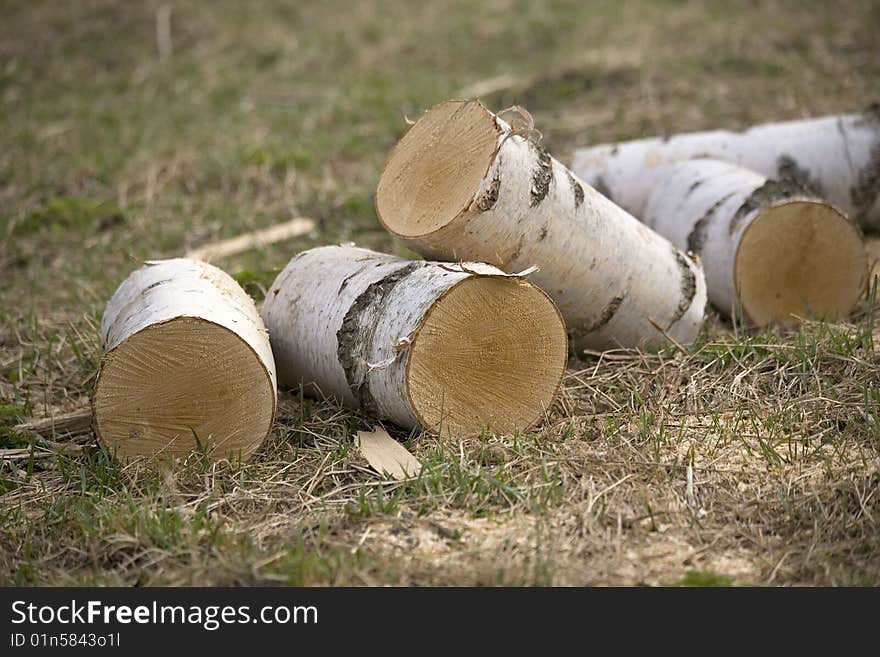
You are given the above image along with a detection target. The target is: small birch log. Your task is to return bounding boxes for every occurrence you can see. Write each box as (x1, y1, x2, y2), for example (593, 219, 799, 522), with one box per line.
(260, 245, 567, 437)
(571, 109, 880, 230)
(93, 258, 277, 461)
(643, 159, 866, 325)
(374, 99, 708, 351)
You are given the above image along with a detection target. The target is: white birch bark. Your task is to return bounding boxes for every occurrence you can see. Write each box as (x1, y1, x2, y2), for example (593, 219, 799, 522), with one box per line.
(261, 245, 567, 436)
(375, 100, 708, 352)
(94, 258, 277, 461)
(571, 110, 880, 230)
(643, 159, 866, 323)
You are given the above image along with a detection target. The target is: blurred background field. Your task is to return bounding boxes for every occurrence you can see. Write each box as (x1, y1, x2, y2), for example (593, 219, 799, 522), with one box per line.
(1, 0, 879, 586)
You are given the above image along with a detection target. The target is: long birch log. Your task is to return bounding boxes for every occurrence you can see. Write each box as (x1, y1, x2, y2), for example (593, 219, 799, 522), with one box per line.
(374, 99, 708, 351)
(260, 245, 567, 437)
(571, 108, 880, 231)
(642, 159, 866, 324)
(93, 258, 277, 461)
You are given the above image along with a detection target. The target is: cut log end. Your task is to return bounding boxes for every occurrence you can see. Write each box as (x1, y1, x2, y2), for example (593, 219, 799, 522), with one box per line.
(734, 201, 866, 325)
(93, 317, 275, 462)
(376, 99, 499, 238)
(406, 276, 567, 436)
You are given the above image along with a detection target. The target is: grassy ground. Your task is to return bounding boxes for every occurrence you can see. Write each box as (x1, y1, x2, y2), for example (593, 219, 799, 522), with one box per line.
(2, 0, 879, 585)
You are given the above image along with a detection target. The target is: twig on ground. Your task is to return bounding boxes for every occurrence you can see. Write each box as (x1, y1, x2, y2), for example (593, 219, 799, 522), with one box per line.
(186, 217, 315, 261)
(14, 408, 92, 438)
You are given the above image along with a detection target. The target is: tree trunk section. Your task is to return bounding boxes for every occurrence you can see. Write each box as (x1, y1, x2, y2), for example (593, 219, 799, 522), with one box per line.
(571, 109, 880, 231)
(93, 258, 277, 462)
(261, 245, 567, 437)
(375, 99, 708, 352)
(643, 159, 866, 324)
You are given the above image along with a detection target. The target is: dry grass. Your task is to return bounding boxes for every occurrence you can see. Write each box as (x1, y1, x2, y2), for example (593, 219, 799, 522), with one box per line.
(1, 0, 879, 586)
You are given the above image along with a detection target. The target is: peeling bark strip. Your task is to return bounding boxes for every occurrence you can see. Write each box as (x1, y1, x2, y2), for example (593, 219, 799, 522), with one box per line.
(643, 158, 865, 325)
(93, 258, 277, 462)
(474, 162, 502, 211)
(375, 100, 708, 351)
(530, 144, 553, 207)
(567, 170, 584, 208)
(571, 110, 880, 231)
(336, 262, 423, 412)
(261, 245, 568, 436)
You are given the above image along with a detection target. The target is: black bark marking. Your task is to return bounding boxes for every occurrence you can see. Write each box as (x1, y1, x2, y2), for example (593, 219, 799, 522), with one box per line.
(104, 277, 176, 343)
(538, 224, 549, 241)
(337, 268, 361, 294)
(567, 170, 585, 209)
(583, 294, 625, 333)
(669, 248, 696, 329)
(336, 262, 423, 413)
(729, 178, 814, 235)
(776, 155, 823, 196)
(686, 215, 711, 255)
(143, 278, 173, 293)
(530, 144, 554, 207)
(851, 139, 880, 222)
(338, 263, 377, 295)
(593, 175, 613, 204)
(507, 234, 527, 264)
(474, 161, 502, 212)
(686, 179, 704, 196)
(686, 191, 735, 253)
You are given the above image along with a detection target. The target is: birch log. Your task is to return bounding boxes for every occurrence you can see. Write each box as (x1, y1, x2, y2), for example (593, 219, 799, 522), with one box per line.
(642, 159, 866, 325)
(261, 245, 567, 437)
(571, 108, 880, 230)
(93, 258, 277, 462)
(374, 99, 708, 351)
